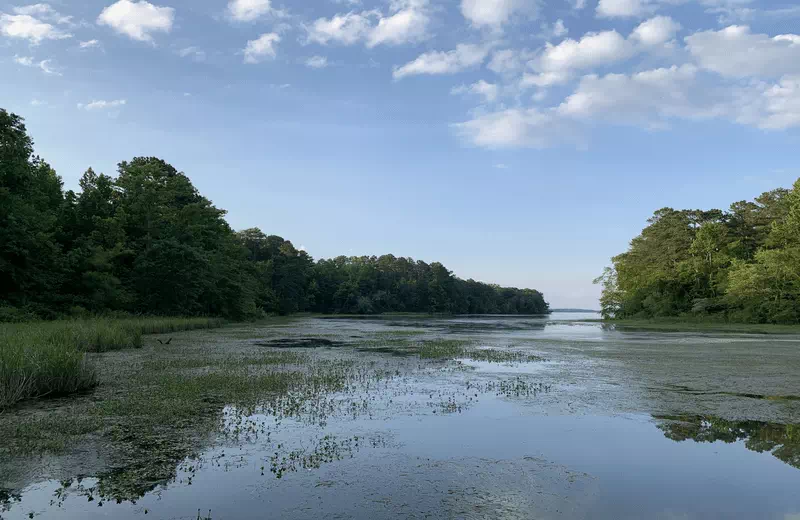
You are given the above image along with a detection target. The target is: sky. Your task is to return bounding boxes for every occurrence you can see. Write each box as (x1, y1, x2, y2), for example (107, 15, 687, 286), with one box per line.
(2, 0, 800, 309)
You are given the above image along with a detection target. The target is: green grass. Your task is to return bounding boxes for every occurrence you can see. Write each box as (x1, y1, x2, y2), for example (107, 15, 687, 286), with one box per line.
(0, 317, 225, 409)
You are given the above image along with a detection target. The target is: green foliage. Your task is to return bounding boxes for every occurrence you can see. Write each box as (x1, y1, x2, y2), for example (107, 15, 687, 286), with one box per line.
(0, 109, 547, 321)
(598, 179, 800, 323)
(311, 255, 548, 315)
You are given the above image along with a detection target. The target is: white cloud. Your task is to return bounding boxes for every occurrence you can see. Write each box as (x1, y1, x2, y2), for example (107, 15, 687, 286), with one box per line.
(367, 0, 430, 47)
(12, 4, 73, 25)
(597, 0, 651, 18)
(733, 75, 800, 130)
(0, 12, 71, 43)
(14, 55, 61, 75)
(98, 0, 174, 43)
(452, 80, 499, 102)
(13, 55, 34, 66)
(456, 62, 800, 149)
(686, 26, 800, 78)
(453, 108, 567, 148)
(552, 19, 567, 37)
(557, 65, 717, 126)
(228, 0, 274, 22)
(631, 15, 680, 45)
(305, 55, 328, 68)
(79, 39, 101, 49)
(37, 58, 59, 75)
(78, 99, 127, 110)
(521, 71, 570, 87)
(178, 46, 206, 61)
(529, 30, 634, 85)
(487, 48, 534, 74)
(305, 0, 430, 47)
(393, 43, 490, 79)
(243, 32, 280, 63)
(305, 11, 372, 45)
(30, 98, 47, 106)
(461, 0, 537, 28)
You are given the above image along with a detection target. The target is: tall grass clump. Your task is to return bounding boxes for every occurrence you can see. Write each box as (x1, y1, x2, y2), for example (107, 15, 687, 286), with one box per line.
(0, 317, 225, 409)
(0, 328, 97, 409)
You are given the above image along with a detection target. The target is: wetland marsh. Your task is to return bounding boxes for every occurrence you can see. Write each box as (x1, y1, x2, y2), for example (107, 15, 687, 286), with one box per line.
(2, 312, 800, 519)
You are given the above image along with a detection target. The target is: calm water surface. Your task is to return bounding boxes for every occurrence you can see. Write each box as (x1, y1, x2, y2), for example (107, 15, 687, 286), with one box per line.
(3, 312, 800, 519)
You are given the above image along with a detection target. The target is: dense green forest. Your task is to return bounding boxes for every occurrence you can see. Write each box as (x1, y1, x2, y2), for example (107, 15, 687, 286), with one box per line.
(595, 180, 800, 323)
(0, 109, 548, 321)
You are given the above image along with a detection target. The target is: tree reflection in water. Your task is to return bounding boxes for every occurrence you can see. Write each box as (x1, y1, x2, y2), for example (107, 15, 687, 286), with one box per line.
(657, 415, 800, 469)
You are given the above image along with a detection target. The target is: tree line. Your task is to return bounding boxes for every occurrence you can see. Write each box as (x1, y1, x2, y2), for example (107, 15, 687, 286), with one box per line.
(595, 179, 800, 323)
(0, 109, 549, 321)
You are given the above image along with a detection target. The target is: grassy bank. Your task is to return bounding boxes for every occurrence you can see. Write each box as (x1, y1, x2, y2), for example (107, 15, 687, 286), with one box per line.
(598, 318, 800, 335)
(0, 317, 224, 409)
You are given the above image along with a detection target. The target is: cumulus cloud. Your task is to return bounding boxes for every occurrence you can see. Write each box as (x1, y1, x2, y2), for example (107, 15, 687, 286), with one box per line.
(98, 0, 174, 43)
(557, 65, 719, 126)
(305, 0, 430, 48)
(686, 25, 800, 78)
(305, 55, 328, 68)
(596, 0, 652, 18)
(12, 4, 73, 24)
(518, 21, 679, 89)
(460, 0, 538, 28)
(393, 43, 490, 79)
(0, 6, 72, 43)
(456, 64, 800, 149)
(243, 32, 280, 63)
(452, 80, 499, 102)
(521, 30, 634, 87)
(227, 0, 275, 22)
(367, 0, 430, 47)
(733, 75, 800, 129)
(78, 99, 127, 110)
(630, 15, 680, 45)
(305, 12, 372, 45)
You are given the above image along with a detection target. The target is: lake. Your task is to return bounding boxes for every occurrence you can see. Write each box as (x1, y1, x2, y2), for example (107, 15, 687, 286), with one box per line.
(2, 312, 800, 519)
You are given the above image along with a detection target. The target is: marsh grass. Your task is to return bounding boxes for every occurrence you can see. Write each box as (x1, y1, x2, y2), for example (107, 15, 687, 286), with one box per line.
(0, 317, 224, 409)
(418, 339, 473, 359)
(467, 349, 547, 363)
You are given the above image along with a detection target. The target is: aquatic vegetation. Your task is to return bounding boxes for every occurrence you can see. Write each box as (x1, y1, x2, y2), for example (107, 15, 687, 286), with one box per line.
(418, 339, 473, 359)
(4, 315, 799, 519)
(0, 333, 97, 410)
(253, 337, 347, 349)
(0, 489, 21, 515)
(269, 435, 365, 479)
(465, 348, 547, 363)
(0, 317, 225, 409)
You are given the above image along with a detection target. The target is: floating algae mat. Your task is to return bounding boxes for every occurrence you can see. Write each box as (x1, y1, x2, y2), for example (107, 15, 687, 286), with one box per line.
(2, 312, 800, 519)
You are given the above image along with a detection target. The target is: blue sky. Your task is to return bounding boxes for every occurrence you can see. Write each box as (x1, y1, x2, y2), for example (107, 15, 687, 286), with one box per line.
(2, 0, 800, 308)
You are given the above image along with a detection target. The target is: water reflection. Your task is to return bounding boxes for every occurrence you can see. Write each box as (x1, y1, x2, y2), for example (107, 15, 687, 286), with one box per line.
(657, 415, 800, 470)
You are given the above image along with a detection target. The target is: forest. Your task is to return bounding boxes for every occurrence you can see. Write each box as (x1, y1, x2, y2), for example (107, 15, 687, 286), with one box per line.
(0, 109, 549, 321)
(596, 179, 800, 323)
